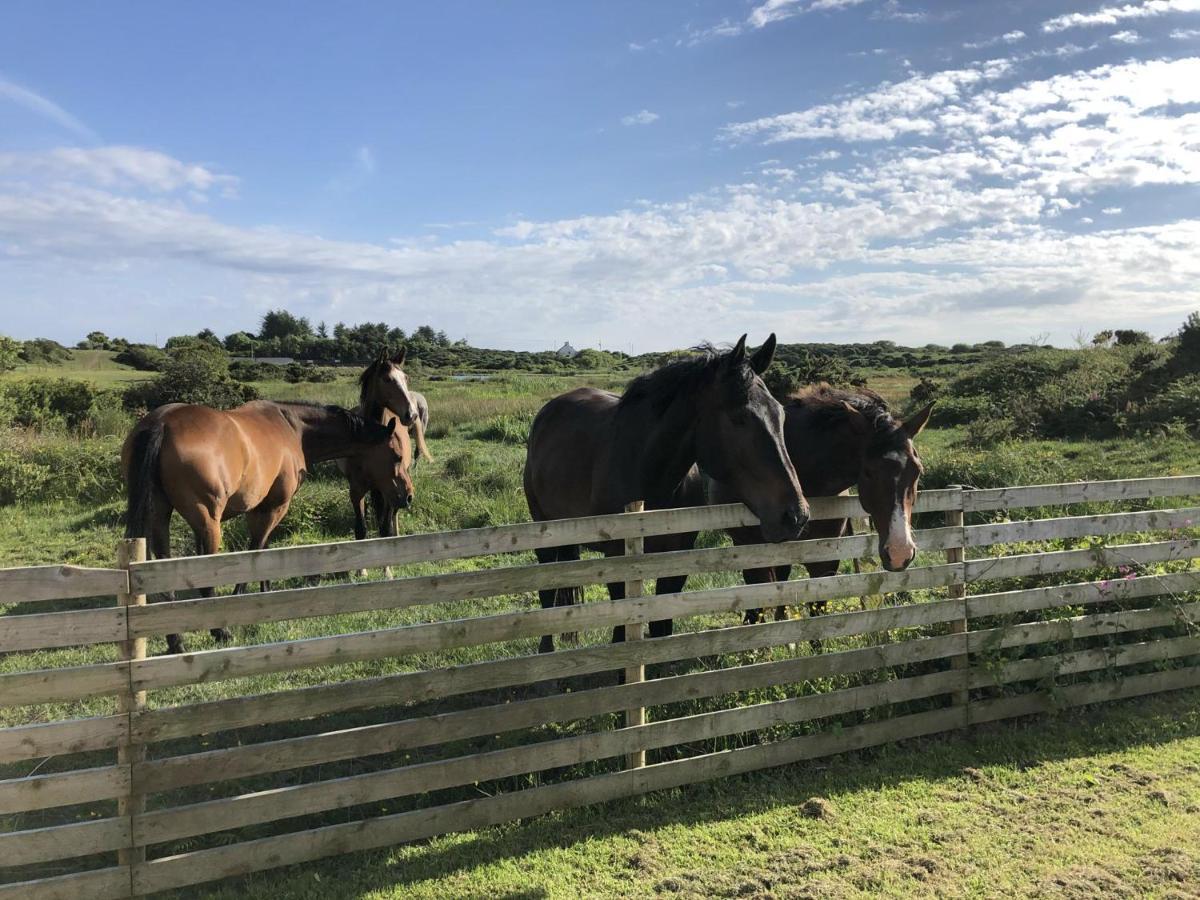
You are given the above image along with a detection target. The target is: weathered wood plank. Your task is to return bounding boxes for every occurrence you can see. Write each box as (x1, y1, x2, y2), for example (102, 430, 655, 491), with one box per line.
(968, 665, 1200, 725)
(963, 476, 1200, 513)
(128, 492, 965, 595)
(128, 525, 962, 638)
(138, 633, 965, 793)
(967, 571, 1200, 619)
(970, 634, 1200, 688)
(963, 539, 1200, 583)
(964, 507, 1200, 549)
(0, 564, 127, 605)
(967, 601, 1200, 653)
(0, 661, 127, 709)
(132, 705, 963, 894)
(0, 867, 131, 900)
(134, 598, 963, 743)
(134, 669, 962, 846)
(0, 714, 125, 765)
(0, 606, 127, 653)
(0, 765, 129, 814)
(129, 565, 961, 692)
(0, 816, 130, 866)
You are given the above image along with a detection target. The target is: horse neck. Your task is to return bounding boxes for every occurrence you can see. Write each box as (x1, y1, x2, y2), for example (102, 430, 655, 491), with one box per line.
(789, 406, 866, 496)
(288, 406, 364, 465)
(610, 394, 698, 505)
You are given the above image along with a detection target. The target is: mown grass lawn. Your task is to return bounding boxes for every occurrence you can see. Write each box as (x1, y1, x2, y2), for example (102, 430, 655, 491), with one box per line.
(188, 687, 1200, 900)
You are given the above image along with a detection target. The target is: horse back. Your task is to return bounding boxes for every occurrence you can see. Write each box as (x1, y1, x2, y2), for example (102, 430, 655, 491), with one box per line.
(524, 387, 619, 521)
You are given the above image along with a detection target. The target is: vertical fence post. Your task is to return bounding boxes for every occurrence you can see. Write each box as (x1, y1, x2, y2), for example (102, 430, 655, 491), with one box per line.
(117, 538, 147, 896)
(623, 500, 646, 770)
(945, 486, 969, 714)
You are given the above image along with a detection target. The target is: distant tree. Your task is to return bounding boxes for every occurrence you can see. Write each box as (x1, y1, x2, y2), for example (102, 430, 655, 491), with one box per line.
(123, 341, 255, 411)
(1113, 329, 1152, 346)
(950, 343, 971, 354)
(224, 331, 256, 355)
(316, 321, 328, 339)
(1092, 330, 1114, 347)
(259, 309, 312, 341)
(197, 328, 222, 348)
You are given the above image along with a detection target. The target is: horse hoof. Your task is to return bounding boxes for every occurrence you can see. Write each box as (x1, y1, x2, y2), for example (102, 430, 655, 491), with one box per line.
(212, 628, 233, 644)
(560, 631, 580, 646)
(382, 566, 394, 579)
(356, 569, 369, 579)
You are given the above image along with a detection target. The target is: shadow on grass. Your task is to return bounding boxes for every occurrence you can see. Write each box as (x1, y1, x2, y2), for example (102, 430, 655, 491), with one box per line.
(188, 686, 1200, 900)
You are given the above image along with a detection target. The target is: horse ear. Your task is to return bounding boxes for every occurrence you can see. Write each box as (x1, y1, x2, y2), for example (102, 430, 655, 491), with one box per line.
(842, 401, 870, 435)
(375, 347, 388, 365)
(902, 402, 934, 438)
(391, 346, 406, 367)
(727, 334, 748, 368)
(749, 333, 777, 375)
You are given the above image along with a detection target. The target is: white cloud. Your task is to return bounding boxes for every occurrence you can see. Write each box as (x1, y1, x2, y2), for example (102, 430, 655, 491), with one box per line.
(0, 146, 236, 195)
(964, 30, 1027, 50)
(1171, 26, 1200, 36)
(0, 76, 96, 140)
(1043, 0, 1200, 34)
(1110, 29, 1145, 42)
(621, 109, 660, 126)
(1102, 206, 1124, 213)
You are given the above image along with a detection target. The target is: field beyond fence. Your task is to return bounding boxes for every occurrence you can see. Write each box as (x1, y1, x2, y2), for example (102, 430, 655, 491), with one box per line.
(3, 476, 1200, 898)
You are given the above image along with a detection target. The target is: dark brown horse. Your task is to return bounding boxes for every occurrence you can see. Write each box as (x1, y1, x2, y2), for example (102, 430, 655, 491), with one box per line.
(703, 384, 933, 624)
(122, 400, 402, 653)
(523, 335, 809, 652)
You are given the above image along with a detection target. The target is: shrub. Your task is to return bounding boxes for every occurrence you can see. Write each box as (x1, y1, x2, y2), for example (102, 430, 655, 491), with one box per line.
(0, 335, 20, 372)
(19, 338, 72, 366)
(229, 360, 275, 382)
(0, 433, 123, 506)
(0, 378, 100, 430)
(123, 343, 257, 411)
(283, 363, 339, 384)
(1126, 375, 1200, 435)
(114, 344, 168, 371)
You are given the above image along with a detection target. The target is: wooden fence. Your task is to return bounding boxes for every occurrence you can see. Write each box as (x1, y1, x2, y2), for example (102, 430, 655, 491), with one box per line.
(2, 476, 1200, 897)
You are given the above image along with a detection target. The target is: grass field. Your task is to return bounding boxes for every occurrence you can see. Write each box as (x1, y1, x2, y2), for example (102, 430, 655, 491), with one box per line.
(3, 353, 1200, 898)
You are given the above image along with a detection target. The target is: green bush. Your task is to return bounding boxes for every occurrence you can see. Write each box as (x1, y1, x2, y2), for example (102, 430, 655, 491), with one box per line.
(0, 335, 20, 372)
(1126, 375, 1200, 435)
(0, 433, 123, 506)
(114, 344, 168, 371)
(228, 360, 276, 382)
(18, 338, 72, 366)
(123, 343, 257, 411)
(0, 378, 100, 430)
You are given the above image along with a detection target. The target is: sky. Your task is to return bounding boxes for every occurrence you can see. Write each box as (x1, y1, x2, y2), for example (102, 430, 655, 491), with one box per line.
(1, 1, 1199, 353)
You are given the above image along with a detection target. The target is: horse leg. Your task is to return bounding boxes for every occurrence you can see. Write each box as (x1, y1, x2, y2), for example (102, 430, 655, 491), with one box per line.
(146, 500, 185, 653)
(803, 559, 839, 652)
(238, 502, 290, 598)
(773, 565, 793, 621)
(369, 488, 396, 578)
(741, 565, 779, 625)
(535, 546, 581, 653)
(173, 502, 224, 651)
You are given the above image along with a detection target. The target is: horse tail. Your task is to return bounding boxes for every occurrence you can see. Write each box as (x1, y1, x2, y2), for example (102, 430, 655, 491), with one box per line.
(412, 416, 433, 463)
(125, 419, 165, 539)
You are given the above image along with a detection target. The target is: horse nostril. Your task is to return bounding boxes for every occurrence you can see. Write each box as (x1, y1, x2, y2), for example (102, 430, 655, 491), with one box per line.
(405, 493, 415, 508)
(783, 506, 806, 532)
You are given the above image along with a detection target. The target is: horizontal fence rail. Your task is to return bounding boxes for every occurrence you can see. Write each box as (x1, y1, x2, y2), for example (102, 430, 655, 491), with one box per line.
(3, 475, 1200, 897)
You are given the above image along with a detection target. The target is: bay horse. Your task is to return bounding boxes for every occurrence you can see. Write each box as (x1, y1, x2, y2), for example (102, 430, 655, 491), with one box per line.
(523, 334, 809, 653)
(705, 384, 933, 625)
(338, 353, 424, 543)
(358, 348, 432, 462)
(122, 400, 403, 653)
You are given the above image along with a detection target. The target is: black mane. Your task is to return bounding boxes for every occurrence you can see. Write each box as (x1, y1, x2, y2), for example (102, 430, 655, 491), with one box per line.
(273, 400, 380, 440)
(619, 344, 750, 414)
(789, 383, 908, 452)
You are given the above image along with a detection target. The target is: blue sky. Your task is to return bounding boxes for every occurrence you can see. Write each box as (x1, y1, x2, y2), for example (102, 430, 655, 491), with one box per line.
(1, 1, 1199, 352)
